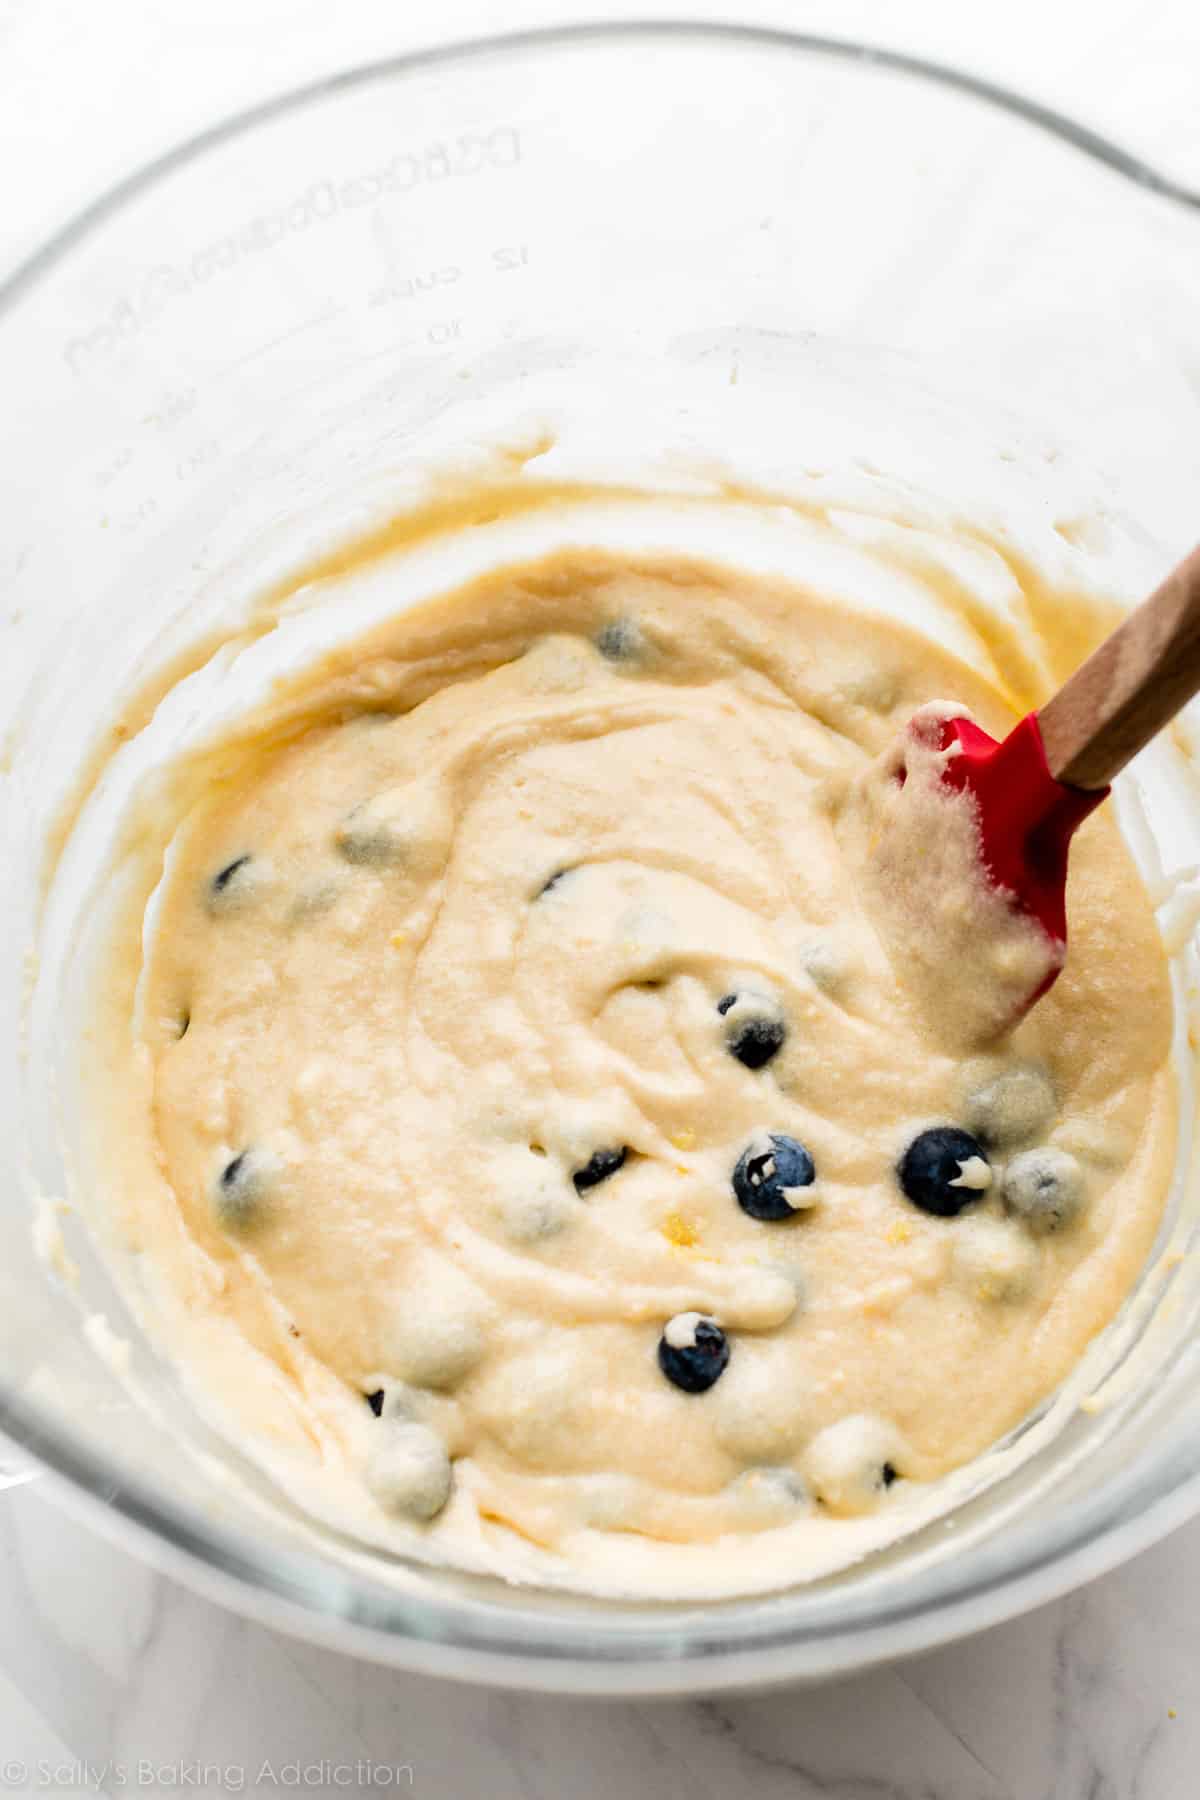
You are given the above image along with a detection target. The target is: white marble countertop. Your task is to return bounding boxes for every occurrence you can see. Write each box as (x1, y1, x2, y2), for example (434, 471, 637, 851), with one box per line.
(3, 1477, 1200, 1798)
(2, 2, 1200, 1795)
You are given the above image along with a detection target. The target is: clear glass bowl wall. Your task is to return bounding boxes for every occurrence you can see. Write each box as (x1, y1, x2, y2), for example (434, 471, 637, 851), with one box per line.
(2, 26, 1200, 1692)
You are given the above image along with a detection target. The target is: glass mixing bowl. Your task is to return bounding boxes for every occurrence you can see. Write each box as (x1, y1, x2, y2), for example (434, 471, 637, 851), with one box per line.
(2, 23, 1200, 1694)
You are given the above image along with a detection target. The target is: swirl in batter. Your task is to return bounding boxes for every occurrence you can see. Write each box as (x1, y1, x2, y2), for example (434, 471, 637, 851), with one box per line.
(99, 548, 1174, 1593)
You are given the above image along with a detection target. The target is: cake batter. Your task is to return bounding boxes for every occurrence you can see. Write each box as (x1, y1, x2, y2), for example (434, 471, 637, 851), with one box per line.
(86, 547, 1174, 1591)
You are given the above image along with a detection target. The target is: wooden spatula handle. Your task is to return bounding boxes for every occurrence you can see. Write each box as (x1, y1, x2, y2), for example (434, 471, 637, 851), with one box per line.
(1038, 543, 1200, 789)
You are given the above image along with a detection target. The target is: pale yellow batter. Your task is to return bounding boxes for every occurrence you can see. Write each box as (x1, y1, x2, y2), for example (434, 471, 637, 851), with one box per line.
(89, 547, 1175, 1593)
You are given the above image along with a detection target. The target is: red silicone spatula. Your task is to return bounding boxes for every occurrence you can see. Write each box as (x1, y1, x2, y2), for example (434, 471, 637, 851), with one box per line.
(923, 541, 1200, 1014)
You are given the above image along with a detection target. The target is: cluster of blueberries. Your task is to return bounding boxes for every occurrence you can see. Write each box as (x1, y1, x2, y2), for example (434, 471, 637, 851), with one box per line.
(202, 849, 1053, 1462)
(658, 998, 1043, 1397)
(653, 1122, 1002, 1395)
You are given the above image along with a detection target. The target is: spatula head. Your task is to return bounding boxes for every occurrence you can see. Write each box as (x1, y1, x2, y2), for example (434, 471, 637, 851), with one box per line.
(930, 710, 1108, 1000)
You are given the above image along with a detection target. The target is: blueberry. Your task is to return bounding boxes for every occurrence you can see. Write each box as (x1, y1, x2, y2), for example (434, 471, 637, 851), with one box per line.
(206, 854, 268, 914)
(498, 1168, 574, 1241)
(211, 854, 252, 895)
(717, 994, 786, 1070)
(964, 1064, 1056, 1149)
(365, 1389, 385, 1417)
(335, 807, 404, 868)
(730, 1017, 785, 1070)
(365, 1420, 452, 1520)
(804, 1414, 907, 1515)
(213, 1148, 278, 1229)
(898, 1128, 991, 1217)
(657, 1314, 730, 1393)
(1003, 1148, 1084, 1233)
(573, 1147, 627, 1194)
(733, 1135, 816, 1221)
(220, 1152, 248, 1189)
(596, 620, 643, 662)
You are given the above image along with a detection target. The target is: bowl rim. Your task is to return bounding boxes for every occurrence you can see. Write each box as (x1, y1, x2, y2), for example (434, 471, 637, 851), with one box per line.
(4, 17, 1200, 1691)
(1, 15, 1197, 312)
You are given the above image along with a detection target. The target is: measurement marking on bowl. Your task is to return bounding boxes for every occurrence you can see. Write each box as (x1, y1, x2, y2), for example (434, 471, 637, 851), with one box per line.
(370, 267, 463, 307)
(60, 127, 524, 376)
(370, 246, 532, 312)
